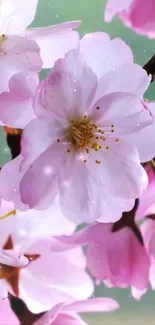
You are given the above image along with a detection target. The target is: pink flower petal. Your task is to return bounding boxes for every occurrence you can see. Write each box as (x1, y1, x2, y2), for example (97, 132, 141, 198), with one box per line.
(0, 249, 28, 267)
(21, 116, 63, 158)
(136, 168, 155, 220)
(25, 21, 81, 68)
(105, 0, 134, 22)
(0, 73, 37, 128)
(65, 298, 119, 313)
(20, 144, 68, 209)
(0, 299, 19, 324)
(92, 92, 153, 135)
(126, 102, 155, 162)
(59, 159, 106, 224)
(0, 155, 28, 210)
(35, 312, 86, 325)
(0, 0, 38, 34)
(35, 50, 97, 120)
(105, 0, 155, 38)
(95, 64, 151, 102)
(88, 139, 148, 199)
(19, 243, 93, 313)
(33, 302, 65, 325)
(0, 35, 42, 92)
(80, 34, 133, 78)
(0, 281, 8, 300)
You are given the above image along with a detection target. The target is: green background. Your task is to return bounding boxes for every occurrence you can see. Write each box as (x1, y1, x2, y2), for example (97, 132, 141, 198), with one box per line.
(2, 0, 155, 323)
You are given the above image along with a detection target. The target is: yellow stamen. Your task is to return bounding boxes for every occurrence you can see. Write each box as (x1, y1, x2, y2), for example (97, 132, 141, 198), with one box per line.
(0, 209, 16, 221)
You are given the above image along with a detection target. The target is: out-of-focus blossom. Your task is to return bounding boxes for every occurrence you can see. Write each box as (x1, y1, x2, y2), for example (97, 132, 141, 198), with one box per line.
(18, 49, 153, 224)
(141, 219, 155, 290)
(34, 298, 119, 325)
(105, 0, 155, 38)
(0, 0, 80, 92)
(53, 222, 150, 300)
(0, 299, 19, 324)
(0, 200, 92, 313)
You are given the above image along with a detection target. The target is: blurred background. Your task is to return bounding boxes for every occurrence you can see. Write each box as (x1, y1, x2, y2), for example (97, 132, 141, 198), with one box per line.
(2, 0, 155, 323)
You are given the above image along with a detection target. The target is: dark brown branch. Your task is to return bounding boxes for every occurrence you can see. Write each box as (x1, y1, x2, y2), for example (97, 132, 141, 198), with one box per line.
(143, 54, 155, 82)
(112, 199, 143, 245)
(6, 133, 22, 159)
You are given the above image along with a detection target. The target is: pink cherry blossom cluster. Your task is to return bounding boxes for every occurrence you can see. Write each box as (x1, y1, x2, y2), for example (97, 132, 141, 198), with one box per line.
(0, 0, 155, 323)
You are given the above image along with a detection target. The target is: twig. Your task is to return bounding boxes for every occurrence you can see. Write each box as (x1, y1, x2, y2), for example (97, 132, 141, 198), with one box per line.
(143, 54, 155, 82)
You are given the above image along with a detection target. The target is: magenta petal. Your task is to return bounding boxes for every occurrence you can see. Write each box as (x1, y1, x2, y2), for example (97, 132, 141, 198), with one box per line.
(105, 0, 134, 22)
(105, 0, 155, 38)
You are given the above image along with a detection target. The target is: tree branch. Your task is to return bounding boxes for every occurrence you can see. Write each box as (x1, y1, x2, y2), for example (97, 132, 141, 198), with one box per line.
(143, 54, 155, 82)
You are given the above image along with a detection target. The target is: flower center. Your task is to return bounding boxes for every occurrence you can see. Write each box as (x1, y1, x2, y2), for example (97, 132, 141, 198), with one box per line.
(67, 117, 97, 150)
(57, 110, 120, 164)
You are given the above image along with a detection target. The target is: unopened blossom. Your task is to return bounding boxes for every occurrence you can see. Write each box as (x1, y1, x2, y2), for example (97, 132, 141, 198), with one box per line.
(0, 0, 80, 92)
(0, 299, 19, 324)
(105, 0, 155, 38)
(53, 221, 150, 300)
(15, 49, 154, 224)
(34, 298, 119, 325)
(0, 200, 92, 313)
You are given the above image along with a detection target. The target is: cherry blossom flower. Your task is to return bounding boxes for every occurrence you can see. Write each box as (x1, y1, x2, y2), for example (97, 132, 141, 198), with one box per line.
(0, 199, 92, 313)
(52, 221, 150, 300)
(0, 34, 153, 222)
(0, 0, 80, 92)
(16, 49, 154, 224)
(34, 298, 119, 325)
(105, 0, 155, 38)
(0, 299, 19, 324)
